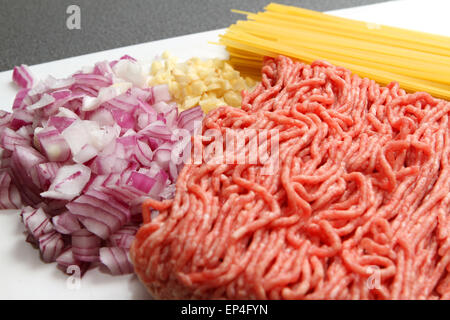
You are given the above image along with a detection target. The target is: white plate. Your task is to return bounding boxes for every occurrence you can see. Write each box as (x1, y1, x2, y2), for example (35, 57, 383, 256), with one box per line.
(0, 0, 449, 299)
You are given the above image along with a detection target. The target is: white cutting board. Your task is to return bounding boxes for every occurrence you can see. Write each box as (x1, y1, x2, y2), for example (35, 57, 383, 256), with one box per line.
(0, 0, 449, 300)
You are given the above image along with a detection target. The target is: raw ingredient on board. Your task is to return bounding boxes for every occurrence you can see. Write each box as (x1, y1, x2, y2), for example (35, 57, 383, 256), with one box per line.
(220, 3, 450, 100)
(131, 56, 450, 300)
(150, 51, 256, 112)
(0, 55, 203, 276)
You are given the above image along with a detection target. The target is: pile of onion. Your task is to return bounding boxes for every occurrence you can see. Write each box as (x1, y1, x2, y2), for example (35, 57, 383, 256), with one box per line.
(0, 56, 203, 276)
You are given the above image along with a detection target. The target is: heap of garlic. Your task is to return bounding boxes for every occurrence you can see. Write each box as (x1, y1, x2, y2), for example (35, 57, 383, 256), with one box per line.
(149, 51, 256, 113)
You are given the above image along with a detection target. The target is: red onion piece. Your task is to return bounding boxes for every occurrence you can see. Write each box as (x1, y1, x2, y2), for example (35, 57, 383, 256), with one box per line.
(35, 162, 61, 190)
(36, 126, 71, 162)
(21, 207, 54, 240)
(10, 109, 34, 130)
(73, 144, 98, 164)
(73, 73, 112, 88)
(48, 116, 76, 133)
(126, 171, 156, 193)
(120, 55, 137, 62)
(153, 145, 172, 171)
(1, 127, 31, 151)
(111, 108, 135, 130)
(112, 60, 148, 88)
(40, 164, 91, 200)
(107, 225, 138, 250)
(26, 93, 55, 111)
(66, 191, 129, 239)
(52, 211, 82, 234)
(38, 231, 64, 263)
(56, 248, 90, 275)
(12, 88, 32, 110)
(71, 228, 102, 262)
(88, 107, 115, 127)
(178, 105, 203, 133)
(0, 171, 21, 209)
(152, 84, 171, 103)
(99, 247, 134, 275)
(12, 65, 35, 89)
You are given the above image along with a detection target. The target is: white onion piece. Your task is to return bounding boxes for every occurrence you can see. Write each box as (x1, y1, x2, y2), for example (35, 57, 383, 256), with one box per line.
(40, 164, 91, 200)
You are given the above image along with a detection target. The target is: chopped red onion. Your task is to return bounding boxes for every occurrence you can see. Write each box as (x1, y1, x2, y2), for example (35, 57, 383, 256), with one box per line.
(35, 162, 61, 190)
(12, 65, 35, 89)
(126, 171, 156, 193)
(26, 93, 55, 111)
(1, 127, 31, 151)
(10, 109, 34, 130)
(2, 54, 204, 278)
(56, 248, 89, 276)
(52, 211, 82, 234)
(107, 225, 138, 250)
(120, 55, 137, 62)
(36, 126, 71, 162)
(21, 207, 54, 240)
(40, 164, 91, 200)
(38, 231, 64, 263)
(88, 107, 115, 127)
(152, 84, 171, 103)
(112, 60, 148, 88)
(73, 144, 98, 164)
(71, 228, 102, 262)
(48, 116, 76, 133)
(99, 247, 134, 275)
(0, 171, 21, 209)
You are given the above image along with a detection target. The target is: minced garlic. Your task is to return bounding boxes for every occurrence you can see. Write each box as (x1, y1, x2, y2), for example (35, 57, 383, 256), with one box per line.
(149, 51, 256, 113)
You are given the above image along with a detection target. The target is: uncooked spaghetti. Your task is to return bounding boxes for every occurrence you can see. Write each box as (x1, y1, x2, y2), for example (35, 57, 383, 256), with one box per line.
(131, 55, 450, 300)
(219, 3, 450, 100)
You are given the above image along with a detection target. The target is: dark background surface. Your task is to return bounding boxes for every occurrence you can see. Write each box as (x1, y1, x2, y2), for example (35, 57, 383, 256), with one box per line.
(0, 0, 392, 71)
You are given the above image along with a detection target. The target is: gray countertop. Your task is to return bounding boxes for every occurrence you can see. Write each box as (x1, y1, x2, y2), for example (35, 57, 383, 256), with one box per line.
(0, 0, 391, 72)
